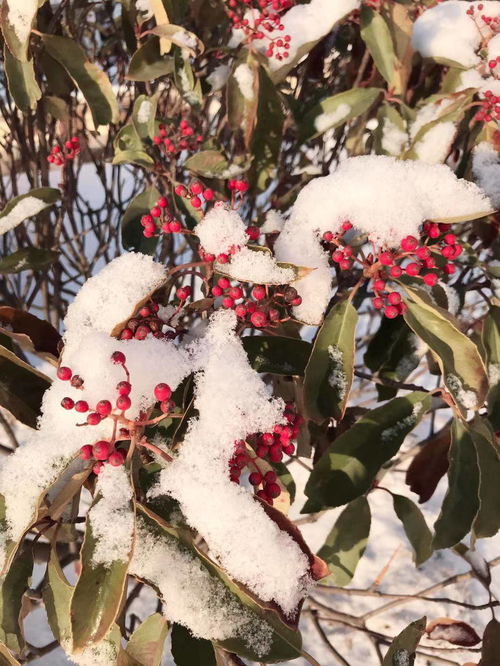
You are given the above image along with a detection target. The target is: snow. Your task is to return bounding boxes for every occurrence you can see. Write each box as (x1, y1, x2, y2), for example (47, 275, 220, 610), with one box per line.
(89, 465, 134, 567)
(233, 63, 254, 101)
(65, 636, 118, 666)
(446, 373, 479, 410)
(261, 209, 284, 233)
(207, 64, 230, 91)
(217, 246, 295, 285)
(136, 99, 152, 124)
(458, 67, 500, 97)
(195, 204, 248, 255)
(410, 99, 456, 164)
(5, 0, 38, 49)
(152, 310, 311, 615)
(327, 345, 347, 399)
(472, 141, 500, 209)
(314, 103, 351, 134)
(130, 516, 274, 653)
(382, 119, 408, 156)
(274, 155, 491, 323)
(487, 32, 500, 60)
(135, 0, 153, 20)
(0, 196, 50, 235)
(412, 1, 500, 68)
(171, 30, 198, 52)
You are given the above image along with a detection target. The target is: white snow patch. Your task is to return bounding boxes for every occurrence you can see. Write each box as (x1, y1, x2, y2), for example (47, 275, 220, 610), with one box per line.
(327, 345, 347, 400)
(0, 196, 49, 235)
(261, 210, 284, 233)
(234, 63, 255, 101)
(382, 119, 408, 156)
(217, 246, 295, 285)
(207, 64, 230, 91)
(446, 373, 479, 410)
(314, 103, 351, 134)
(195, 204, 248, 255)
(136, 99, 152, 124)
(472, 142, 500, 209)
(5, 0, 38, 49)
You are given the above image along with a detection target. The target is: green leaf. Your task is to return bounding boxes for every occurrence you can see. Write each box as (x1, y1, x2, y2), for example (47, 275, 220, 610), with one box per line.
(71, 483, 135, 649)
(318, 497, 371, 587)
(4, 47, 41, 112)
(361, 8, 399, 91)
(147, 24, 204, 57)
(480, 619, 500, 666)
(382, 617, 426, 666)
(304, 392, 431, 510)
(121, 187, 161, 255)
(0, 187, 60, 236)
(392, 494, 432, 566)
(364, 316, 406, 373)
(174, 48, 202, 107)
(376, 324, 422, 401)
(402, 285, 489, 415)
(0, 249, 59, 275)
(112, 149, 154, 168)
(242, 336, 311, 376)
(184, 151, 229, 178)
(0, 345, 50, 428)
(304, 299, 358, 422)
(41, 34, 119, 127)
(126, 614, 168, 666)
(470, 418, 500, 541)
(227, 49, 259, 150)
(433, 419, 480, 550)
(171, 624, 216, 666)
(0, 545, 33, 653)
(43, 550, 73, 647)
(0, 1, 38, 61)
(482, 304, 500, 429)
(126, 38, 174, 81)
(301, 88, 382, 140)
(132, 94, 158, 140)
(0, 307, 61, 359)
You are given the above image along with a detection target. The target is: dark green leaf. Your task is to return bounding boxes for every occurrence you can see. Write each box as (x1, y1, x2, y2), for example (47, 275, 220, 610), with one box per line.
(376, 324, 422, 401)
(318, 497, 371, 587)
(126, 38, 174, 81)
(0, 188, 60, 236)
(0, 345, 50, 428)
(0, 545, 33, 652)
(185, 151, 229, 178)
(402, 285, 489, 415)
(0, 249, 59, 275)
(482, 304, 500, 429)
(121, 188, 161, 255)
(43, 550, 73, 646)
(304, 300, 358, 423)
(0, 307, 61, 359)
(382, 617, 426, 666)
(470, 418, 500, 540)
(304, 392, 431, 510)
(4, 47, 41, 113)
(126, 613, 168, 666)
(41, 35, 118, 126)
(242, 336, 311, 376)
(392, 494, 432, 566)
(174, 48, 202, 107)
(171, 624, 216, 666)
(433, 419, 480, 550)
(364, 316, 406, 373)
(480, 619, 500, 666)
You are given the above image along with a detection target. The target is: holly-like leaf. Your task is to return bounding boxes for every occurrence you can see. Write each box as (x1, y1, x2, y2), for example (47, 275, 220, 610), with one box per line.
(382, 617, 426, 666)
(242, 336, 311, 376)
(227, 49, 259, 150)
(126, 38, 174, 81)
(0, 345, 51, 428)
(425, 618, 480, 647)
(375, 323, 422, 401)
(1, 1, 38, 61)
(480, 619, 500, 665)
(405, 425, 451, 503)
(304, 299, 358, 423)
(3, 47, 41, 113)
(301, 88, 382, 140)
(401, 285, 489, 415)
(0, 188, 60, 236)
(303, 392, 431, 510)
(0, 249, 59, 275)
(317, 496, 371, 587)
(132, 94, 158, 140)
(0, 307, 61, 360)
(171, 624, 216, 666)
(41, 35, 119, 127)
(126, 613, 169, 666)
(391, 494, 432, 566)
(433, 419, 480, 550)
(121, 187, 161, 255)
(185, 151, 230, 178)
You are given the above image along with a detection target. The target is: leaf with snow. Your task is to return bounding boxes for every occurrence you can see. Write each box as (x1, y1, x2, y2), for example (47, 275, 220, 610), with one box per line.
(1, 0, 38, 61)
(0, 188, 60, 236)
(425, 617, 480, 647)
(146, 24, 204, 57)
(303, 392, 431, 511)
(228, 50, 259, 150)
(132, 94, 158, 140)
(0, 249, 59, 275)
(382, 617, 426, 666)
(304, 299, 358, 422)
(317, 496, 371, 587)
(126, 38, 174, 81)
(401, 284, 489, 415)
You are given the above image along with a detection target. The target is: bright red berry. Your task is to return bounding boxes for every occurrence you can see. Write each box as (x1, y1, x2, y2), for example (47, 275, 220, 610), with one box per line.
(108, 450, 126, 467)
(190, 182, 203, 195)
(249, 472, 262, 485)
(266, 482, 281, 498)
(75, 400, 89, 413)
(96, 400, 112, 417)
(405, 262, 421, 276)
(252, 285, 266, 301)
(389, 266, 403, 278)
(92, 462, 104, 475)
(379, 252, 393, 266)
(111, 351, 126, 365)
(57, 367, 72, 381)
(61, 397, 74, 410)
(117, 381, 131, 395)
(372, 297, 384, 309)
(387, 292, 401, 305)
(79, 445, 93, 460)
(191, 196, 202, 208)
(203, 188, 214, 201)
(423, 273, 438, 286)
(87, 412, 101, 425)
(93, 440, 111, 461)
(384, 305, 399, 319)
(401, 236, 418, 252)
(175, 184, 187, 197)
(116, 395, 131, 411)
(250, 311, 267, 328)
(154, 383, 172, 401)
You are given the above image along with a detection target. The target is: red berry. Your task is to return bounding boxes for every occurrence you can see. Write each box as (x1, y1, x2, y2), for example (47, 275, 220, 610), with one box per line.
(116, 395, 131, 411)
(176, 286, 192, 300)
(117, 381, 131, 395)
(79, 445, 93, 460)
(372, 297, 384, 309)
(218, 277, 230, 289)
(57, 366, 72, 381)
(191, 196, 202, 208)
(384, 305, 399, 319)
(87, 412, 101, 425)
(401, 236, 418, 252)
(235, 180, 249, 192)
(96, 400, 112, 417)
(373, 279, 386, 292)
(111, 351, 126, 365)
(339, 259, 351, 271)
(108, 450, 126, 467)
(387, 292, 401, 305)
(405, 262, 421, 276)
(212, 285, 223, 297)
(444, 233, 457, 245)
(416, 246, 430, 260)
(154, 383, 172, 401)
(235, 304, 247, 318)
(92, 462, 104, 475)
(249, 472, 262, 485)
(75, 400, 89, 413)
(379, 252, 393, 266)
(323, 231, 334, 242)
(269, 444, 283, 462)
(217, 253, 229, 264)
(266, 482, 281, 498)
(389, 266, 403, 278)
(169, 220, 182, 233)
(203, 188, 214, 201)
(61, 397, 74, 410)
(158, 196, 168, 208)
(252, 285, 266, 301)
(135, 325, 150, 340)
(250, 311, 268, 328)
(93, 440, 111, 461)
(265, 470, 277, 482)
(161, 399, 174, 414)
(443, 263, 456, 275)
(246, 225, 260, 241)
(150, 206, 161, 218)
(423, 273, 438, 286)
(332, 250, 344, 263)
(222, 296, 234, 309)
(229, 286, 243, 300)
(175, 184, 187, 197)
(191, 182, 203, 195)
(341, 221, 353, 231)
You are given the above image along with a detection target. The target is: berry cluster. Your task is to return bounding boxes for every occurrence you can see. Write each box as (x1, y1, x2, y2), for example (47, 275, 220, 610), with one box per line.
(225, 0, 294, 60)
(119, 301, 173, 341)
(475, 89, 500, 123)
(466, 3, 500, 33)
(174, 181, 214, 210)
(140, 196, 186, 239)
(211, 277, 301, 328)
(152, 121, 203, 155)
(47, 137, 80, 165)
(323, 221, 462, 319)
(229, 403, 303, 505)
(58, 353, 175, 474)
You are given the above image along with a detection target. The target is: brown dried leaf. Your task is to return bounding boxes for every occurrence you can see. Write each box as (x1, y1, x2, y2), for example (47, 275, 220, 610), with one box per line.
(426, 618, 481, 647)
(406, 425, 451, 502)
